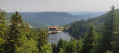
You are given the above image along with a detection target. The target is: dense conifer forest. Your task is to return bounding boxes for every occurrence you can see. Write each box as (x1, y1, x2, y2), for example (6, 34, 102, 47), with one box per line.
(0, 6, 119, 53)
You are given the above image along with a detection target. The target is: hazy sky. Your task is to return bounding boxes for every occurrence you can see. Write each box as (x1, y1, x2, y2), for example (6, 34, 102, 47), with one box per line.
(0, 0, 119, 12)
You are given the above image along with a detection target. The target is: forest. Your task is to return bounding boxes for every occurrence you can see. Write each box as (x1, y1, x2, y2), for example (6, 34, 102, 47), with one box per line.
(6, 12, 104, 28)
(0, 6, 119, 53)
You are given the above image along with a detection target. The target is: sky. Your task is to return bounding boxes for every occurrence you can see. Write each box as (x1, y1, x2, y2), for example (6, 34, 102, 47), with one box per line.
(0, 0, 119, 12)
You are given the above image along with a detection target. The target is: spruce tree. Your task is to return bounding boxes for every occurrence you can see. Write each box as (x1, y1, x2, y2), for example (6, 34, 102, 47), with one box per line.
(70, 42, 77, 53)
(77, 37, 83, 53)
(52, 43, 57, 53)
(102, 5, 119, 52)
(0, 10, 7, 39)
(81, 24, 97, 53)
(38, 29, 48, 52)
(57, 38, 64, 52)
(7, 11, 39, 53)
(92, 5, 119, 53)
(102, 6, 115, 51)
(7, 11, 25, 53)
(89, 34, 103, 53)
(111, 6, 119, 53)
(0, 9, 7, 53)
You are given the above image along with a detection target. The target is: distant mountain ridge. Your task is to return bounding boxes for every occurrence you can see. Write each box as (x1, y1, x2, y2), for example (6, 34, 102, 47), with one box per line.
(6, 12, 105, 28)
(69, 12, 106, 19)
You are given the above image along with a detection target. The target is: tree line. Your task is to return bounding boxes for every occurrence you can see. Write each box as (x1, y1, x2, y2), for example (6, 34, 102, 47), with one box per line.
(63, 6, 119, 53)
(0, 10, 51, 53)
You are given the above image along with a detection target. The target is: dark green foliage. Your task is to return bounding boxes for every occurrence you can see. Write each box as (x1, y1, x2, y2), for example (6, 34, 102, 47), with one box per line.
(57, 38, 66, 53)
(0, 9, 7, 53)
(68, 20, 88, 37)
(100, 6, 115, 52)
(94, 6, 119, 53)
(52, 43, 57, 53)
(68, 39, 77, 53)
(81, 24, 97, 53)
(63, 6, 119, 53)
(0, 10, 7, 39)
(89, 6, 119, 53)
(52, 38, 79, 53)
(112, 41, 119, 53)
(0, 37, 5, 53)
(7, 11, 24, 53)
(5, 11, 39, 53)
(37, 29, 49, 53)
(6, 11, 51, 53)
(76, 38, 83, 53)
(57, 38, 64, 49)
(89, 34, 103, 53)
(58, 48, 63, 53)
(64, 10, 114, 38)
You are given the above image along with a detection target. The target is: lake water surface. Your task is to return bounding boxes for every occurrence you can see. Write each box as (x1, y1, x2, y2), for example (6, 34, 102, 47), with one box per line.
(47, 32, 74, 43)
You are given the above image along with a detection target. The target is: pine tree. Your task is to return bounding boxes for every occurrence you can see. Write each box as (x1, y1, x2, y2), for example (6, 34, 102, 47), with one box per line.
(81, 24, 97, 53)
(102, 5, 119, 52)
(57, 38, 64, 52)
(23, 22, 31, 39)
(0, 10, 7, 39)
(70, 42, 77, 53)
(6, 11, 40, 53)
(110, 6, 119, 53)
(52, 43, 57, 53)
(77, 37, 83, 53)
(0, 9, 7, 53)
(92, 5, 119, 53)
(89, 34, 103, 53)
(7, 12, 26, 53)
(38, 29, 48, 52)
(111, 6, 119, 53)
(102, 6, 115, 51)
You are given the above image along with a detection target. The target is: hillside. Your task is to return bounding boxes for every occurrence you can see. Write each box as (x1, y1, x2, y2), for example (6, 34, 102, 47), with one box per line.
(7, 12, 105, 28)
(64, 9, 119, 38)
(69, 12, 105, 19)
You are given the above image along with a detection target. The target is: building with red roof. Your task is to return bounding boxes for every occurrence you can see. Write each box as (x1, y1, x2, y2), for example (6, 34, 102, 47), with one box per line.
(49, 27, 58, 31)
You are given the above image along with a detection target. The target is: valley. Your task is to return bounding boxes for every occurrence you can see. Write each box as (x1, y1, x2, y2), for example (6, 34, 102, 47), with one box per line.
(7, 12, 105, 28)
(1, 0, 119, 52)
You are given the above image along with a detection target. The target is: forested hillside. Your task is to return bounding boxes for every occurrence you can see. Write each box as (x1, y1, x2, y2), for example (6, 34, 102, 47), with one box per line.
(64, 9, 119, 38)
(63, 6, 119, 53)
(7, 12, 104, 28)
(69, 12, 105, 19)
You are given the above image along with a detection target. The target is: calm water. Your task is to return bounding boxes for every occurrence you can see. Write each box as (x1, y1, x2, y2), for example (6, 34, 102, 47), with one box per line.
(47, 32, 74, 43)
